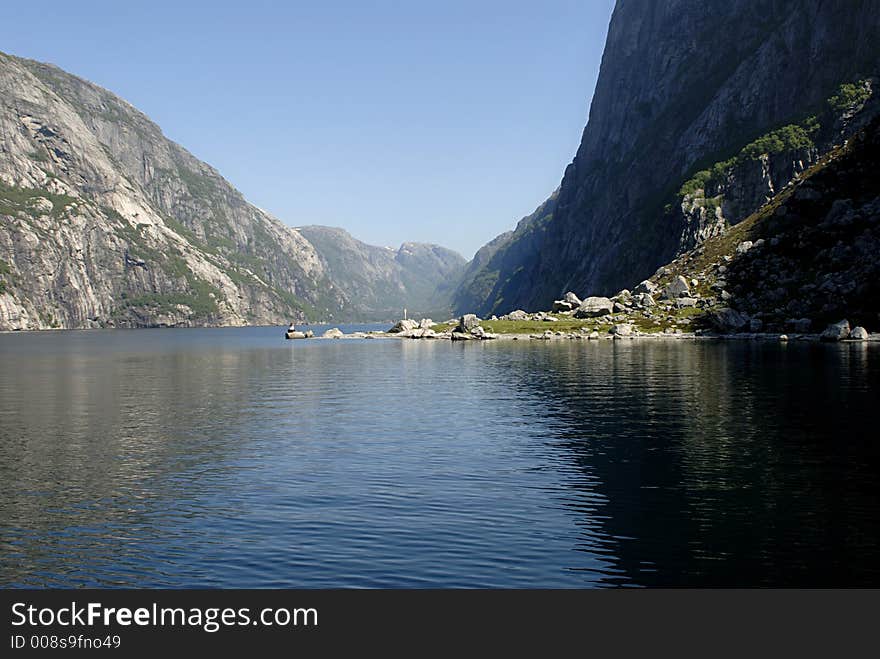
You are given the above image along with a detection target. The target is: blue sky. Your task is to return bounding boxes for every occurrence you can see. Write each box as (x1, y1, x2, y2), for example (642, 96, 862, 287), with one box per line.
(2, 0, 615, 258)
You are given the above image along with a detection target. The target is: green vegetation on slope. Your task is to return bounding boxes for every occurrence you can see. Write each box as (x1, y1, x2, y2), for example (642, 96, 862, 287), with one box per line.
(678, 80, 869, 198)
(0, 181, 76, 219)
(0, 257, 11, 294)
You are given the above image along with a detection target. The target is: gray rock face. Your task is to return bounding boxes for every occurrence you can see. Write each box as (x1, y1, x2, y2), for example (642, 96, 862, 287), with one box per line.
(850, 326, 869, 340)
(452, 0, 880, 315)
(573, 296, 614, 318)
(821, 319, 851, 341)
(708, 308, 751, 333)
(664, 276, 691, 300)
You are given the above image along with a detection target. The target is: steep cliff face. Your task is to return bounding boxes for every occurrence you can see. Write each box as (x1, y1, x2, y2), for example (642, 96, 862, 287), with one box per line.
(296, 226, 465, 320)
(677, 79, 878, 250)
(634, 114, 880, 335)
(456, 0, 880, 315)
(0, 52, 328, 329)
(0, 53, 462, 329)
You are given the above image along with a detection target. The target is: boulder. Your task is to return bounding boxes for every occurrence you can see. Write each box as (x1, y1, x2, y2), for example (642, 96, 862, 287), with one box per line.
(552, 300, 575, 312)
(388, 318, 418, 333)
(736, 240, 753, 255)
(633, 280, 658, 295)
(418, 318, 434, 329)
(574, 296, 614, 318)
(612, 289, 632, 304)
(504, 309, 529, 321)
(588, 331, 600, 340)
(611, 324, 633, 336)
(304, 330, 314, 338)
(456, 314, 481, 332)
(707, 307, 750, 333)
(563, 291, 582, 306)
(28, 196, 54, 215)
(451, 331, 476, 341)
(636, 293, 656, 307)
(285, 330, 307, 340)
(663, 275, 690, 299)
(675, 297, 698, 308)
(322, 327, 344, 338)
(821, 319, 850, 341)
(850, 326, 869, 341)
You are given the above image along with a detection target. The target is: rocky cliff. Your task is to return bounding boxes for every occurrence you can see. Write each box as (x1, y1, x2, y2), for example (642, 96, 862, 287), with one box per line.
(454, 0, 880, 316)
(0, 53, 462, 329)
(629, 112, 880, 336)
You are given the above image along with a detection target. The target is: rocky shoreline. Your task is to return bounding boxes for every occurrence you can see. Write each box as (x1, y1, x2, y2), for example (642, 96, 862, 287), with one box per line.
(287, 307, 876, 344)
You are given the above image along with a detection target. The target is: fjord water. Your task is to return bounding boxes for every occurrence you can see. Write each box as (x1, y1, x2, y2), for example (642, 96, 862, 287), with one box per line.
(1, 327, 878, 588)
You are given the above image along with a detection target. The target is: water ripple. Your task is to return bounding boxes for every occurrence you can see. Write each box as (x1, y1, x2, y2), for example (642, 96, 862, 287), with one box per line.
(1, 327, 879, 587)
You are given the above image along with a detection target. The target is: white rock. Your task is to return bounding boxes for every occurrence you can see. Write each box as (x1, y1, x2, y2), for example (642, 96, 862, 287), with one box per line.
(820, 319, 850, 341)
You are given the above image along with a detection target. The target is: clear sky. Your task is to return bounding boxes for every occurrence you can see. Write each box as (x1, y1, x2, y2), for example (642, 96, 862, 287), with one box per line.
(2, 0, 615, 258)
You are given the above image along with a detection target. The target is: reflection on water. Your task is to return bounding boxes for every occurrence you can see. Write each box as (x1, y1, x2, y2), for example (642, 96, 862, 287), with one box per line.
(0, 327, 878, 587)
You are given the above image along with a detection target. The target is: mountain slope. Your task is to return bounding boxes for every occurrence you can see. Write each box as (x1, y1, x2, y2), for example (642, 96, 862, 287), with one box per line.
(296, 226, 465, 321)
(0, 53, 461, 329)
(633, 113, 880, 335)
(455, 0, 880, 315)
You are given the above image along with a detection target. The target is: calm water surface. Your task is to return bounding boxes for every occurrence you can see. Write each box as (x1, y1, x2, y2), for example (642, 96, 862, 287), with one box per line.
(1, 326, 878, 587)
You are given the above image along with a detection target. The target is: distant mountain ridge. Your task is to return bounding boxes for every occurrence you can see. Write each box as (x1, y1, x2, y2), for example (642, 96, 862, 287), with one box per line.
(0, 52, 462, 329)
(296, 226, 464, 321)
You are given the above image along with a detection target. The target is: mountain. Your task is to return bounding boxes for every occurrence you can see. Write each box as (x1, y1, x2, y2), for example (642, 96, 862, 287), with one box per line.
(454, 0, 880, 316)
(0, 52, 461, 329)
(296, 226, 464, 321)
(619, 113, 880, 336)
